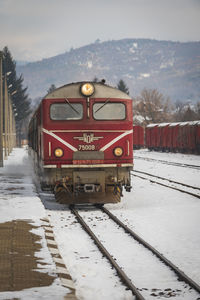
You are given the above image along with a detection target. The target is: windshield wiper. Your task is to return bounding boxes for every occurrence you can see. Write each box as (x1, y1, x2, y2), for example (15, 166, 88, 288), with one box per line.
(65, 98, 80, 115)
(94, 98, 110, 113)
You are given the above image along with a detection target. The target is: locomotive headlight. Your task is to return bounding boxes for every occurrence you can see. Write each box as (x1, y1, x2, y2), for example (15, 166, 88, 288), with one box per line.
(114, 147, 123, 157)
(54, 148, 64, 157)
(81, 83, 94, 96)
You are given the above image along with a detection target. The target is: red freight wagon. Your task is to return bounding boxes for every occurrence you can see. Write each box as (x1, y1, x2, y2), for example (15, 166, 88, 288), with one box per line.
(152, 124, 159, 150)
(138, 126, 145, 148)
(133, 125, 139, 148)
(133, 125, 144, 149)
(178, 122, 189, 152)
(157, 123, 170, 151)
(196, 121, 200, 153)
(146, 124, 158, 150)
(28, 82, 133, 204)
(187, 121, 198, 152)
(145, 125, 151, 149)
(169, 123, 180, 152)
(146, 121, 200, 153)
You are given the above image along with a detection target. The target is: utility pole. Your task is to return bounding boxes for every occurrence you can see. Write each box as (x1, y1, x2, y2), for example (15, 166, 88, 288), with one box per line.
(4, 77, 8, 159)
(0, 51, 3, 167)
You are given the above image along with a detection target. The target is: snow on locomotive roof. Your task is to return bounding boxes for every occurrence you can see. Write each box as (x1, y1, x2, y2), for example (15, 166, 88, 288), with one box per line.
(44, 82, 132, 100)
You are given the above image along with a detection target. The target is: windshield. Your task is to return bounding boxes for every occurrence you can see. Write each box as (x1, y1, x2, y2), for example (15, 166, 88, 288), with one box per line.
(93, 103, 126, 120)
(50, 103, 83, 120)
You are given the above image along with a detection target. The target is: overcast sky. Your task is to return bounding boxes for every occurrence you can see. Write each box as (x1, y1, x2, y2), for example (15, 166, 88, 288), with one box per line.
(0, 0, 199, 62)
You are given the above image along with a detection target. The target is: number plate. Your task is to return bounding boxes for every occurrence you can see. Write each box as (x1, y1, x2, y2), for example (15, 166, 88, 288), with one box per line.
(78, 144, 96, 151)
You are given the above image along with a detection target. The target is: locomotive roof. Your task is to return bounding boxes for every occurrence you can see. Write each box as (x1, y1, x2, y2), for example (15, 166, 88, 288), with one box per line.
(44, 82, 132, 100)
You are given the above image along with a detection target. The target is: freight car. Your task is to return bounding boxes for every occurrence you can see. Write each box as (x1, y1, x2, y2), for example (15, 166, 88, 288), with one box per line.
(28, 82, 133, 204)
(133, 125, 144, 149)
(145, 121, 200, 153)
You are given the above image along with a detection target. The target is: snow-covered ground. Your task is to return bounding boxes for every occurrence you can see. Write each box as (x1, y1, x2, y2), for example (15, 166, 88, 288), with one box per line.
(0, 148, 200, 299)
(0, 149, 69, 300)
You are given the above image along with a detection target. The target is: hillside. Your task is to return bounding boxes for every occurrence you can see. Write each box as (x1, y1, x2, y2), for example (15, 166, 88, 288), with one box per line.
(16, 39, 200, 103)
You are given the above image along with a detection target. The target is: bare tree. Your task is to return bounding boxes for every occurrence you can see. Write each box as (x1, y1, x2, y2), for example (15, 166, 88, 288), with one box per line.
(173, 101, 199, 122)
(134, 88, 173, 125)
(195, 101, 200, 119)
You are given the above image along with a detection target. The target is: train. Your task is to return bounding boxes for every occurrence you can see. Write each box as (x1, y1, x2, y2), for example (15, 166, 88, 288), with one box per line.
(28, 81, 133, 204)
(133, 121, 200, 153)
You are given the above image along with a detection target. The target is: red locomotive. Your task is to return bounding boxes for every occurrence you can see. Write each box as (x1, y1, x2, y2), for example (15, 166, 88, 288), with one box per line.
(28, 82, 133, 204)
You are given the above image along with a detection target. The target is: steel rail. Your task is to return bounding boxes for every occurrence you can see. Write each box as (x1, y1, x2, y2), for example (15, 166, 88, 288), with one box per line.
(101, 206, 200, 295)
(134, 156, 200, 170)
(133, 170, 200, 191)
(70, 207, 145, 300)
(131, 172, 200, 200)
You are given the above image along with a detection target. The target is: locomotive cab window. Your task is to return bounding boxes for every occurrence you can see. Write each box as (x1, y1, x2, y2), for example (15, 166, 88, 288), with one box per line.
(50, 103, 83, 120)
(93, 102, 126, 120)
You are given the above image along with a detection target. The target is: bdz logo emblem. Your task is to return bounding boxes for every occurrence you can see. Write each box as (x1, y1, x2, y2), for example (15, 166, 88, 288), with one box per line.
(74, 133, 103, 144)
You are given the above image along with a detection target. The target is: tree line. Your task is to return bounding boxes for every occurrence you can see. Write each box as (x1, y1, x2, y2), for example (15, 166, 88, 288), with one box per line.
(116, 79, 200, 125)
(2, 47, 31, 144)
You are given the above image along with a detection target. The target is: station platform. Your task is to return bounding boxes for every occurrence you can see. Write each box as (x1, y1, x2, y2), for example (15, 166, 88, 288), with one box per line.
(0, 148, 76, 299)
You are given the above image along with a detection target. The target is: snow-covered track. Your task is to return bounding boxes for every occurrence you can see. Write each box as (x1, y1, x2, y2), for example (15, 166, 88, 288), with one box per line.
(101, 206, 200, 295)
(70, 205, 200, 298)
(132, 170, 200, 199)
(70, 206, 145, 300)
(134, 156, 200, 170)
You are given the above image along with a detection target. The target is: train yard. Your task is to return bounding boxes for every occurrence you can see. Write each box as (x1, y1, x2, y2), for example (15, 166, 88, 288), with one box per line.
(68, 205, 200, 299)
(132, 170, 200, 199)
(0, 148, 200, 299)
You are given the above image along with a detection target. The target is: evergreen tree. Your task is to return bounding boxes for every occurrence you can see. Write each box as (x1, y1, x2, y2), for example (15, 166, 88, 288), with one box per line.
(117, 79, 129, 95)
(2, 46, 31, 144)
(47, 84, 56, 94)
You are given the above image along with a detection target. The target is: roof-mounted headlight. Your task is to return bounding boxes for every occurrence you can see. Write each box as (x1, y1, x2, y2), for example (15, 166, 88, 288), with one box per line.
(80, 83, 94, 97)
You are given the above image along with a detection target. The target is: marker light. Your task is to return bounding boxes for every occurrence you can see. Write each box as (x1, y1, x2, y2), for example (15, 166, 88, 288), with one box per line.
(81, 83, 94, 96)
(54, 148, 64, 157)
(114, 147, 123, 157)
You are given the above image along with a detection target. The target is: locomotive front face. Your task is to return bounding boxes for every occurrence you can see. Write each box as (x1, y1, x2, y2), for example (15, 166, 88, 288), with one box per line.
(39, 82, 133, 204)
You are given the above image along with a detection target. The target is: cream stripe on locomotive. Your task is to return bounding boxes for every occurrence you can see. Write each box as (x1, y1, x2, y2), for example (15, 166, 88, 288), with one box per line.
(42, 128, 78, 152)
(43, 163, 134, 168)
(99, 129, 133, 152)
(42, 128, 133, 153)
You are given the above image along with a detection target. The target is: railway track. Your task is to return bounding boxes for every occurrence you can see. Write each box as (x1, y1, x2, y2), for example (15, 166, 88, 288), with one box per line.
(134, 156, 200, 170)
(70, 205, 200, 299)
(132, 170, 200, 199)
